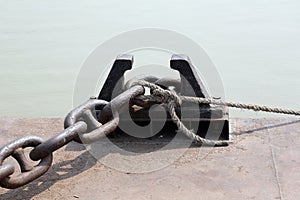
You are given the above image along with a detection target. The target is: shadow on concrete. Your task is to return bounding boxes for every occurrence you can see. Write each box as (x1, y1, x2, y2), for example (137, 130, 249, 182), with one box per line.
(0, 144, 97, 200)
(232, 119, 300, 135)
(1, 119, 299, 199)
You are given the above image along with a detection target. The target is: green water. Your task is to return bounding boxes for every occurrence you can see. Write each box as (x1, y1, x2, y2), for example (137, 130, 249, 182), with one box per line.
(0, 0, 299, 118)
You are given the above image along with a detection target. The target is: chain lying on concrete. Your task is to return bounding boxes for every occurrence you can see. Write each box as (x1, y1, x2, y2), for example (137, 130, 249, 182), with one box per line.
(0, 98, 120, 189)
(0, 78, 299, 189)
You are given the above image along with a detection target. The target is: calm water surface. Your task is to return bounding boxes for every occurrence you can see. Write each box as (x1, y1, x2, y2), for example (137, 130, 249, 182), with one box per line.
(0, 0, 299, 118)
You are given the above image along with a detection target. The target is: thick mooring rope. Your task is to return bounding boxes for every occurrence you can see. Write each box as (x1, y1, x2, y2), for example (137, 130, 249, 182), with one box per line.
(167, 103, 231, 146)
(180, 96, 300, 116)
(133, 80, 299, 146)
(135, 80, 300, 116)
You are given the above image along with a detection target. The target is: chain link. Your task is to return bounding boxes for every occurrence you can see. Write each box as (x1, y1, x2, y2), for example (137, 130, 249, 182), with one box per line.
(0, 97, 121, 189)
(0, 164, 14, 182)
(98, 85, 145, 122)
(64, 98, 119, 144)
(29, 121, 87, 161)
(0, 136, 53, 189)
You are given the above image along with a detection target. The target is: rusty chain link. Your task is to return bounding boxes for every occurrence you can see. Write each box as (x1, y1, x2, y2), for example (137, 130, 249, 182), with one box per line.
(29, 122, 87, 161)
(0, 97, 122, 189)
(63, 98, 119, 144)
(0, 164, 14, 182)
(0, 136, 53, 189)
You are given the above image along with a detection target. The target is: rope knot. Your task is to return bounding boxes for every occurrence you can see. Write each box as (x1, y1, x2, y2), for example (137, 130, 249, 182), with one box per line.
(152, 88, 182, 106)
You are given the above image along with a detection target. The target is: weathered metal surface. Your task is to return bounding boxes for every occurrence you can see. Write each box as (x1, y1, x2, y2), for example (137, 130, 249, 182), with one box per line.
(0, 164, 14, 182)
(0, 136, 53, 189)
(98, 54, 133, 101)
(0, 97, 125, 189)
(0, 117, 299, 199)
(170, 54, 209, 98)
(98, 54, 229, 141)
(98, 85, 145, 123)
(29, 122, 87, 161)
(64, 98, 119, 144)
(170, 54, 229, 140)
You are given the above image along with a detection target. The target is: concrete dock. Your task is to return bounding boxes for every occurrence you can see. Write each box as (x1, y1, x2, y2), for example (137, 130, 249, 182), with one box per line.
(0, 117, 299, 200)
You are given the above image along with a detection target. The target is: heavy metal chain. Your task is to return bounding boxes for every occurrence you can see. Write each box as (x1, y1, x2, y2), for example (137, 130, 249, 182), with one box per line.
(0, 98, 121, 189)
(0, 79, 299, 189)
(0, 84, 145, 189)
